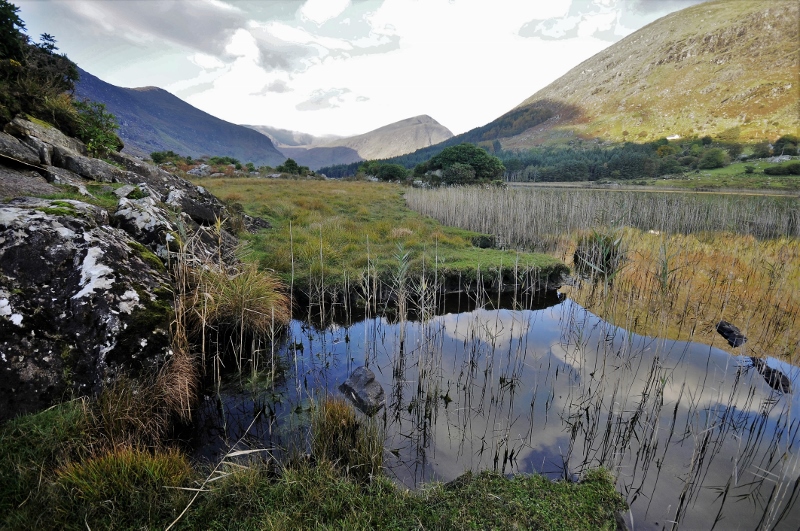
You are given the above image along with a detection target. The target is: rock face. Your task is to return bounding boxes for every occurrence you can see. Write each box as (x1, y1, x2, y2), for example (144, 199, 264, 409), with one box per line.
(0, 198, 173, 421)
(339, 366, 385, 416)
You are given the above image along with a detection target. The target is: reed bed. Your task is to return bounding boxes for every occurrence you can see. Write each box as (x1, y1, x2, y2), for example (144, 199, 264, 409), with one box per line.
(405, 186, 800, 363)
(406, 186, 799, 248)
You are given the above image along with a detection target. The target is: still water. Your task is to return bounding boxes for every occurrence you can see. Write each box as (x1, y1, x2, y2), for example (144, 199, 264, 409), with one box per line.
(192, 294, 800, 530)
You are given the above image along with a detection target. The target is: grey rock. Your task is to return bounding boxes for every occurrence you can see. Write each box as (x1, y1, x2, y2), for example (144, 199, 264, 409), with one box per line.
(187, 164, 211, 177)
(51, 145, 126, 182)
(0, 131, 42, 166)
(114, 184, 137, 198)
(750, 357, 791, 394)
(20, 135, 53, 166)
(0, 198, 173, 421)
(716, 320, 747, 347)
(0, 165, 58, 198)
(5, 116, 87, 155)
(339, 366, 385, 416)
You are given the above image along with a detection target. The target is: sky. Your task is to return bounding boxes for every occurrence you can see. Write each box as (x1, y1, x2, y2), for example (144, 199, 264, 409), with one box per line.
(17, 0, 707, 137)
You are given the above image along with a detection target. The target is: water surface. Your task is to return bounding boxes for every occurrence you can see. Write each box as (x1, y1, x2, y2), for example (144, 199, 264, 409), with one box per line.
(193, 295, 800, 530)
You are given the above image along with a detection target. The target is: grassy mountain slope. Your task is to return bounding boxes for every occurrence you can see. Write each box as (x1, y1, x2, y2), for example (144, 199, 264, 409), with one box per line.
(249, 115, 453, 170)
(74, 69, 285, 166)
(501, 0, 798, 148)
(371, 0, 797, 170)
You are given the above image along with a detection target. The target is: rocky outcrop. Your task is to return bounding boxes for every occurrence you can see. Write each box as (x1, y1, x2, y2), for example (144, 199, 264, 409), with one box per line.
(0, 115, 277, 421)
(339, 366, 385, 416)
(0, 198, 173, 420)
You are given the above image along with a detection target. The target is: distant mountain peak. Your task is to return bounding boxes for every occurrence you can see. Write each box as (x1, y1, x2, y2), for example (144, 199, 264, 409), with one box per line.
(246, 115, 453, 170)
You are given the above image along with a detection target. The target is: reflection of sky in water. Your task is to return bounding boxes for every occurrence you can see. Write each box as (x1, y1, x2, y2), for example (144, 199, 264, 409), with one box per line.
(197, 299, 800, 531)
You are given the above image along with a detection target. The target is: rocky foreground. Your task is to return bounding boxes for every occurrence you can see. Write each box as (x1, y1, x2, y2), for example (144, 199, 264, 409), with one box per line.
(0, 118, 262, 420)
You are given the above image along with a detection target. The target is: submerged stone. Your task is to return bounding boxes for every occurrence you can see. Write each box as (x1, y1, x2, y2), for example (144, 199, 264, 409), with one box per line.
(716, 320, 747, 347)
(339, 366, 385, 416)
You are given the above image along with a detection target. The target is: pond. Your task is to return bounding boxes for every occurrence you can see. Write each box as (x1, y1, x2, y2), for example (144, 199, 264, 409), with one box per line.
(190, 292, 800, 530)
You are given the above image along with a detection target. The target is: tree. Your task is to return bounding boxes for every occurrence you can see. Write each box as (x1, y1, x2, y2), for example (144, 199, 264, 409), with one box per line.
(427, 143, 505, 182)
(277, 158, 304, 175)
(773, 134, 798, 156)
(0, 0, 25, 61)
(697, 148, 729, 169)
(376, 163, 408, 181)
(751, 142, 772, 159)
(442, 162, 476, 184)
(73, 99, 122, 157)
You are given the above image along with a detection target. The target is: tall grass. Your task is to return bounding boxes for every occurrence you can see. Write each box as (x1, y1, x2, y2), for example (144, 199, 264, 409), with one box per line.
(406, 186, 800, 363)
(406, 187, 800, 249)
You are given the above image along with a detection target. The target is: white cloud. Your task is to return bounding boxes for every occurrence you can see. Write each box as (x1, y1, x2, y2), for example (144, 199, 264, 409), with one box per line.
(190, 53, 225, 70)
(300, 0, 351, 25)
(17, 0, 709, 137)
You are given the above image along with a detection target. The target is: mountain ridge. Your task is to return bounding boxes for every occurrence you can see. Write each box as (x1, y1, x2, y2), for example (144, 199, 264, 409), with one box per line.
(74, 69, 286, 166)
(246, 115, 453, 170)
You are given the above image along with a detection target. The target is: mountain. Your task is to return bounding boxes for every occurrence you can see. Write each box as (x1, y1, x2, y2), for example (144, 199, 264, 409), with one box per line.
(382, 0, 798, 166)
(494, 0, 799, 148)
(74, 69, 285, 166)
(242, 125, 342, 148)
(247, 115, 453, 170)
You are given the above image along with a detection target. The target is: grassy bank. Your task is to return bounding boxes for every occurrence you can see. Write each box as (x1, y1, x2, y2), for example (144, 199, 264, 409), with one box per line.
(0, 398, 626, 530)
(191, 178, 567, 291)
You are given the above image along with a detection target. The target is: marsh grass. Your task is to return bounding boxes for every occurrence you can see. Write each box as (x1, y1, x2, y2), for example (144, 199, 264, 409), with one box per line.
(190, 178, 566, 294)
(564, 230, 800, 363)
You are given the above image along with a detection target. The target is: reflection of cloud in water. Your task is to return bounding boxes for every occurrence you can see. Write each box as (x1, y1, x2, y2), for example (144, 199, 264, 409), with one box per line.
(274, 299, 800, 529)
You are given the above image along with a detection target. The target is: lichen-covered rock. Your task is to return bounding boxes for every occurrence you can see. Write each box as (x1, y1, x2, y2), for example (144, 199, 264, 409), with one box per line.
(0, 198, 173, 421)
(113, 195, 176, 257)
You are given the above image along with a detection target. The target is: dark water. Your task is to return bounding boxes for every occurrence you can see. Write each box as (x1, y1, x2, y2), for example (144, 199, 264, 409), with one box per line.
(192, 295, 800, 530)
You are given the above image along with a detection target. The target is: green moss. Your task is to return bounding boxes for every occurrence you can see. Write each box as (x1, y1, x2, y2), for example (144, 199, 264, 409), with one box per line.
(24, 114, 54, 129)
(127, 241, 165, 272)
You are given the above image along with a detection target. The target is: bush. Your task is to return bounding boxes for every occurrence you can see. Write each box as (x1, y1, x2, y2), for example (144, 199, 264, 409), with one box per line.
(764, 162, 800, 176)
(72, 99, 122, 157)
(697, 148, 729, 169)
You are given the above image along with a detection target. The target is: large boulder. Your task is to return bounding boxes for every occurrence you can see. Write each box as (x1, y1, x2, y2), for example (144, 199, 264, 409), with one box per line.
(0, 198, 173, 421)
(4, 116, 87, 157)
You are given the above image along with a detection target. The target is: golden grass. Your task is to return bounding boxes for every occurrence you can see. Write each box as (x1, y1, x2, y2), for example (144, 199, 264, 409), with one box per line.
(562, 229, 800, 363)
(310, 396, 384, 482)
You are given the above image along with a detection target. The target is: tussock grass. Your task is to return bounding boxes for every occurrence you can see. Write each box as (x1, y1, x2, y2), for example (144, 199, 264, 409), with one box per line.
(55, 447, 192, 529)
(310, 396, 384, 482)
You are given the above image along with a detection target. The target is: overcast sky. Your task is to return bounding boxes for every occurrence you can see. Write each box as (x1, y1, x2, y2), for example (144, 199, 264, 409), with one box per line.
(17, 0, 707, 137)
